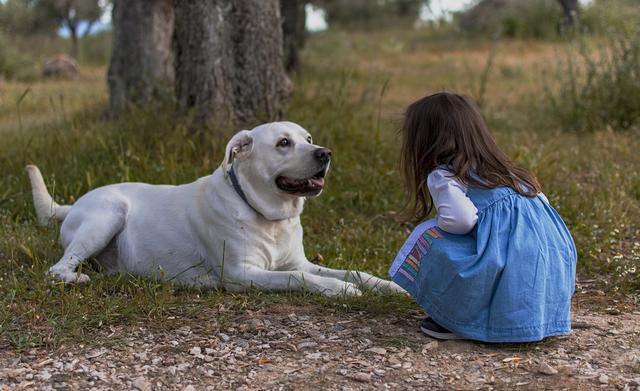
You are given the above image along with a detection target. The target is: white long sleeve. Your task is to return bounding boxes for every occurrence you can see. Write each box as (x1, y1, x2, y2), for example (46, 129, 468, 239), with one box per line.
(427, 169, 478, 235)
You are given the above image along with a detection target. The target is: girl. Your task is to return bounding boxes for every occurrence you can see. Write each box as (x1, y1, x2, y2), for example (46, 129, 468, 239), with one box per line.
(389, 92, 576, 343)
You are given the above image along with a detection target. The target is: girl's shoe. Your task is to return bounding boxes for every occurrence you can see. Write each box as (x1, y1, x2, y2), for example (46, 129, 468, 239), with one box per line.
(420, 317, 464, 340)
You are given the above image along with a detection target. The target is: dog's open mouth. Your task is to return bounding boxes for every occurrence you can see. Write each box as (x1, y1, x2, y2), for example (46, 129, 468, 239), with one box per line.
(276, 168, 327, 195)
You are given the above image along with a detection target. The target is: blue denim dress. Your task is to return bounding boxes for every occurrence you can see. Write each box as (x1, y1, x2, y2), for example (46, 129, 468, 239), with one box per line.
(389, 186, 577, 342)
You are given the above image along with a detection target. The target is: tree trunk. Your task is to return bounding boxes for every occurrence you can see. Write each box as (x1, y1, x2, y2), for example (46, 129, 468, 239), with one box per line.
(67, 20, 78, 59)
(174, 0, 291, 127)
(557, 0, 578, 32)
(83, 20, 96, 38)
(107, 0, 175, 115)
(280, 0, 307, 72)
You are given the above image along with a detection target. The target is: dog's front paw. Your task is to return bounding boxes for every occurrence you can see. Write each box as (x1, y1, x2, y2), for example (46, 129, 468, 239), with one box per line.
(372, 280, 407, 295)
(47, 267, 91, 285)
(322, 282, 362, 297)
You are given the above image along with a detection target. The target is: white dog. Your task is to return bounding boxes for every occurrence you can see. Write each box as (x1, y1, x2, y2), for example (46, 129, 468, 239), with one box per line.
(27, 121, 403, 297)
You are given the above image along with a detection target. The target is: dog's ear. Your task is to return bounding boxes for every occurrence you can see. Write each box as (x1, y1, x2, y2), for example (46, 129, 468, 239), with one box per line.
(222, 130, 253, 175)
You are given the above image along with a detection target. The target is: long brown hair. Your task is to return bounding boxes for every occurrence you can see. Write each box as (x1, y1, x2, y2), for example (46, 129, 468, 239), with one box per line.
(400, 92, 541, 223)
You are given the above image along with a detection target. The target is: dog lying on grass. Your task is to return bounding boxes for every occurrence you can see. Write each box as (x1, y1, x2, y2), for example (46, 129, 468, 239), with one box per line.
(27, 121, 403, 297)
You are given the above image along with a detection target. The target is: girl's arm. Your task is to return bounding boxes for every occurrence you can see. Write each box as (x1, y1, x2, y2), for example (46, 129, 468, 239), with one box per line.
(427, 169, 478, 235)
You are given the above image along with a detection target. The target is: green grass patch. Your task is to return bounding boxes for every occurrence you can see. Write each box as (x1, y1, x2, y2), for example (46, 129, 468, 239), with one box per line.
(545, 31, 640, 132)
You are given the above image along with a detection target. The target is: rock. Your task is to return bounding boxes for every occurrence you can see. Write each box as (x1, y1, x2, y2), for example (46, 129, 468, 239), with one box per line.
(189, 347, 201, 355)
(374, 369, 386, 376)
(421, 341, 439, 354)
(183, 385, 196, 391)
(218, 333, 231, 342)
(5, 368, 28, 379)
(85, 349, 107, 359)
(133, 376, 151, 391)
(176, 363, 191, 371)
(247, 318, 264, 328)
(134, 352, 148, 361)
(365, 347, 387, 355)
(538, 362, 558, 375)
(347, 372, 372, 383)
(599, 374, 609, 384)
(42, 54, 79, 79)
(306, 352, 323, 360)
(297, 341, 318, 350)
(36, 370, 52, 381)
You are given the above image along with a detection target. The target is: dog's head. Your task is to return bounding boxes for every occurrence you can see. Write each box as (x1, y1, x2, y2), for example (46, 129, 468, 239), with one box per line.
(221, 121, 331, 220)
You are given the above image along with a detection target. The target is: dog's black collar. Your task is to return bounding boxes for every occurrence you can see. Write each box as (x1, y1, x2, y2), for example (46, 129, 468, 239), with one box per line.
(228, 165, 261, 216)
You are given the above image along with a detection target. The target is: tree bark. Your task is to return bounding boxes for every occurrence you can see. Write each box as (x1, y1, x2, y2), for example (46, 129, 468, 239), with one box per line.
(83, 19, 96, 38)
(280, 0, 307, 72)
(174, 0, 291, 127)
(557, 0, 578, 32)
(107, 0, 175, 115)
(67, 21, 78, 59)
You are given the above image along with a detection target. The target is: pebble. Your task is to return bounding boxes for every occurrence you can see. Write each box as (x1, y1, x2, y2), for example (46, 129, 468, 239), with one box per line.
(366, 347, 387, 355)
(1, 309, 634, 390)
(348, 372, 372, 383)
(297, 341, 318, 350)
(134, 352, 148, 361)
(374, 369, 386, 376)
(421, 341, 439, 354)
(37, 370, 52, 381)
(538, 362, 558, 375)
(85, 350, 106, 359)
(132, 376, 151, 391)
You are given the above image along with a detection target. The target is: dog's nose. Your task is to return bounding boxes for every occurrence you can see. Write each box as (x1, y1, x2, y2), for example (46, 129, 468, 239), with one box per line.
(314, 148, 332, 163)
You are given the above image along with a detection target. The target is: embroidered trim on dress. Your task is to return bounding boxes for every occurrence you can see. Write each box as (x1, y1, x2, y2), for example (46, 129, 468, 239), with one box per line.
(397, 227, 445, 282)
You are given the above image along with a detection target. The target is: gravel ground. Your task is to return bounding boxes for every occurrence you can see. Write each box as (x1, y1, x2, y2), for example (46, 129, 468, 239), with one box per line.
(1, 305, 639, 390)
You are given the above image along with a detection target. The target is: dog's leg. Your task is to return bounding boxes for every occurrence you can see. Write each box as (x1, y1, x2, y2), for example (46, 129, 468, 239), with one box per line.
(222, 266, 362, 297)
(49, 212, 125, 284)
(296, 259, 406, 294)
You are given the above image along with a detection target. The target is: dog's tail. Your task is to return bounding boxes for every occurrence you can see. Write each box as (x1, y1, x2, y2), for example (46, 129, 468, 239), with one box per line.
(25, 165, 72, 226)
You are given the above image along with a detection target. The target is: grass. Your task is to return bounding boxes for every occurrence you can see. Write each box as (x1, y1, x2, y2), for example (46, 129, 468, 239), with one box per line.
(1, 27, 639, 351)
(545, 30, 640, 132)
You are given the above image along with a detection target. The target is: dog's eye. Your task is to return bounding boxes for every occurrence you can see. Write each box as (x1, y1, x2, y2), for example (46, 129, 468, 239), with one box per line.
(277, 138, 290, 147)
(306, 136, 312, 143)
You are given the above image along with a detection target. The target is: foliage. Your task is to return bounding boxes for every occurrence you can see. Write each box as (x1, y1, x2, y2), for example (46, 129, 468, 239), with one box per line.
(0, 32, 39, 81)
(0, 0, 59, 36)
(545, 30, 640, 132)
(580, 0, 640, 36)
(458, 0, 640, 40)
(458, 0, 566, 39)
(316, 0, 427, 30)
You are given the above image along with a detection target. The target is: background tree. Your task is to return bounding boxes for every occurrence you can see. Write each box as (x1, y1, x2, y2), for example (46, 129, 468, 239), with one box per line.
(458, 0, 581, 38)
(557, 0, 579, 31)
(107, 0, 174, 115)
(41, 0, 106, 58)
(173, 0, 290, 127)
(0, 0, 59, 36)
(280, 0, 307, 72)
(315, 0, 425, 30)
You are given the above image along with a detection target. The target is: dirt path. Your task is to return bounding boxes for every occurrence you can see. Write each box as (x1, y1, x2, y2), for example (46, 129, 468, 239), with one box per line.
(1, 305, 639, 390)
